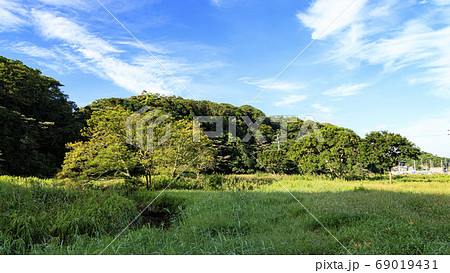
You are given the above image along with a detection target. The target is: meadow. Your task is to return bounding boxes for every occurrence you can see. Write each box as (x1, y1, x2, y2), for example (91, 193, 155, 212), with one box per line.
(0, 174, 448, 255)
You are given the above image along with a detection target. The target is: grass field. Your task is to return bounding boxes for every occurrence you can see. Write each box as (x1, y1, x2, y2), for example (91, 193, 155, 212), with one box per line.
(0, 175, 448, 255)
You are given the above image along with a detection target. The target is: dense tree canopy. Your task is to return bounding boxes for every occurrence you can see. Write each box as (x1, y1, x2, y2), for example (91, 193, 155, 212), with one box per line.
(1, 56, 440, 181)
(59, 105, 214, 188)
(0, 56, 82, 176)
(359, 131, 421, 183)
(286, 124, 361, 178)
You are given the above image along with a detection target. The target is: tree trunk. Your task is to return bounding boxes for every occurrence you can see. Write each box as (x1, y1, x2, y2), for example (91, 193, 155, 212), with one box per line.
(145, 172, 151, 190)
(389, 168, 392, 184)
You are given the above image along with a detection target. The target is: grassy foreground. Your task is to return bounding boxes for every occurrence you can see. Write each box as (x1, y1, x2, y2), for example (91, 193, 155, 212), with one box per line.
(0, 175, 448, 254)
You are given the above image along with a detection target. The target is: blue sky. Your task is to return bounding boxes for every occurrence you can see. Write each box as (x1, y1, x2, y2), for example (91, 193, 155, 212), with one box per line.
(1, 0, 450, 156)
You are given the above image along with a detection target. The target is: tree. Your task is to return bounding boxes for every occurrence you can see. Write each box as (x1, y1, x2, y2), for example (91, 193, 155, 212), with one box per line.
(359, 131, 420, 184)
(59, 106, 137, 180)
(59, 105, 215, 189)
(0, 56, 82, 176)
(257, 149, 296, 175)
(153, 119, 214, 178)
(287, 124, 361, 178)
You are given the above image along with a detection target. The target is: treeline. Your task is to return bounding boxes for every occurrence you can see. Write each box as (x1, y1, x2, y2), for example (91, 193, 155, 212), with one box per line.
(60, 94, 422, 184)
(400, 152, 449, 170)
(0, 56, 437, 181)
(0, 56, 83, 177)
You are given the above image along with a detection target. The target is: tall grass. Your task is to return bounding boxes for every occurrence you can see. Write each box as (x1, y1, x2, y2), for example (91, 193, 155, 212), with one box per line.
(128, 174, 275, 191)
(0, 176, 138, 254)
(1, 175, 448, 255)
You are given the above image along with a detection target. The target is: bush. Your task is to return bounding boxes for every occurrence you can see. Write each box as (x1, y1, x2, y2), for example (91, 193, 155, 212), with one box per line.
(207, 174, 225, 190)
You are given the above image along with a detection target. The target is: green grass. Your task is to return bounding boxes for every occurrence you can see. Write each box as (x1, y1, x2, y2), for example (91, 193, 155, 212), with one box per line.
(0, 175, 448, 254)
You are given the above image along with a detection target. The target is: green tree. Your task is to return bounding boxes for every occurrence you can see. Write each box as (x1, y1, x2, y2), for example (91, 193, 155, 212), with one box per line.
(359, 131, 420, 183)
(257, 149, 296, 174)
(287, 124, 361, 178)
(60, 106, 214, 189)
(59, 106, 137, 180)
(0, 56, 82, 176)
(154, 119, 214, 178)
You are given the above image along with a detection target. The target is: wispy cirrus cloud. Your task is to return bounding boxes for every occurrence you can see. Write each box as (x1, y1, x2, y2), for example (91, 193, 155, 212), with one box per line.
(2, 6, 224, 95)
(0, 0, 29, 32)
(274, 94, 307, 107)
(37, 0, 89, 9)
(7, 41, 58, 59)
(323, 83, 367, 97)
(299, 0, 450, 98)
(297, 0, 369, 40)
(30, 10, 189, 94)
(240, 77, 306, 92)
(210, 0, 240, 8)
(312, 103, 331, 113)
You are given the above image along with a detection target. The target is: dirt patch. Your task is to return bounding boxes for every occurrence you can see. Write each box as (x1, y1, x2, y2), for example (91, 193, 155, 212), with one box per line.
(138, 205, 173, 228)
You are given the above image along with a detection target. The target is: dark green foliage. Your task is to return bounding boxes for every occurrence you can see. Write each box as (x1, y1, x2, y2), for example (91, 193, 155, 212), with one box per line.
(0, 56, 82, 177)
(257, 149, 296, 174)
(76, 95, 425, 179)
(81, 94, 274, 175)
(0, 56, 432, 179)
(287, 124, 361, 178)
(359, 131, 421, 183)
(121, 174, 274, 191)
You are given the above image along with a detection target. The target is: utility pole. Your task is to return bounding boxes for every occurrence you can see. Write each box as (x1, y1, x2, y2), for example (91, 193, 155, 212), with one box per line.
(276, 134, 280, 151)
(446, 157, 448, 172)
(414, 160, 416, 170)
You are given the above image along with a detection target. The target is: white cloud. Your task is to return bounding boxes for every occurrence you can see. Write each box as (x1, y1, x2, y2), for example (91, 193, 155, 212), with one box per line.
(274, 94, 307, 107)
(356, 22, 450, 97)
(323, 83, 367, 97)
(32, 10, 121, 57)
(1, 5, 224, 96)
(37, 0, 88, 9)
(241, 78, 306, 92)
(297, 0, 369, 40)
(210, 0, 224, 6)
(210, 0, 239, 8)
(312, 103, 331, 113)
(9, 42, 58, 59)
(28, 10, 200, 95)
(0, 0, 28, 32)
(431, 0, 450, 5)
(304, 0, 450, 98)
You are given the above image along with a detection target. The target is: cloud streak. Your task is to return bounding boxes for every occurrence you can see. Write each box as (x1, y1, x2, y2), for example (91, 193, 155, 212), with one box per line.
(0, 0, 28, 32)
(241, 78, 306, 92)
(323, 83, 367, 97)
(312, 103, 331, 113)
(297, 0, 368, 40)
(300, 0, 450, 98)
(274, 94, 307, 107)
(30, 10, 183, 94)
